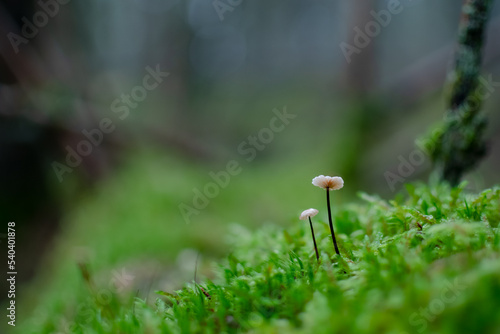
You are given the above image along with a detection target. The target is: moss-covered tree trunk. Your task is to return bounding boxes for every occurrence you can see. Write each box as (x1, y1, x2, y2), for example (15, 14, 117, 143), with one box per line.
(431, 0, 493, 186)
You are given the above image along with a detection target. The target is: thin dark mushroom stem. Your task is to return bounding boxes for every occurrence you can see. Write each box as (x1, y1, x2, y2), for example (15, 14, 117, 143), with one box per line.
(326, 189, 340, 255)
(308, 217, 320, 261)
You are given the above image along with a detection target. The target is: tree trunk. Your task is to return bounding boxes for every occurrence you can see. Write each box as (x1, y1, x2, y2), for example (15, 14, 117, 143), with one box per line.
(431, 0, 493, 186)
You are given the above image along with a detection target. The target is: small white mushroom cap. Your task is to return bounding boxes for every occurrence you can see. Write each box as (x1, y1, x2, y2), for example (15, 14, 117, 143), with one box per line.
(299, 208, 319, 220)
(312, 175, 344, 191)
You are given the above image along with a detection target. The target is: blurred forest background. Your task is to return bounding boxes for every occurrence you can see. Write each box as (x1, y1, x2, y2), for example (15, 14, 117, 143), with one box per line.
(1, 0, 500, 329)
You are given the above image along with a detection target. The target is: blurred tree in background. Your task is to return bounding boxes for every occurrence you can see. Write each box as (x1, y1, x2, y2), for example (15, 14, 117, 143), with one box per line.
(429, 0, 493, 186)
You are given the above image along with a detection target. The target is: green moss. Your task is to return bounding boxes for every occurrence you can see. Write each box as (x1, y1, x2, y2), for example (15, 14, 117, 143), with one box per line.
(16, 182, 500, 334)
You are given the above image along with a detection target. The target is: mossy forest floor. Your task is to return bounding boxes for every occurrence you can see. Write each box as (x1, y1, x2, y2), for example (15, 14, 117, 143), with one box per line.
(12, 152, 500, 334)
